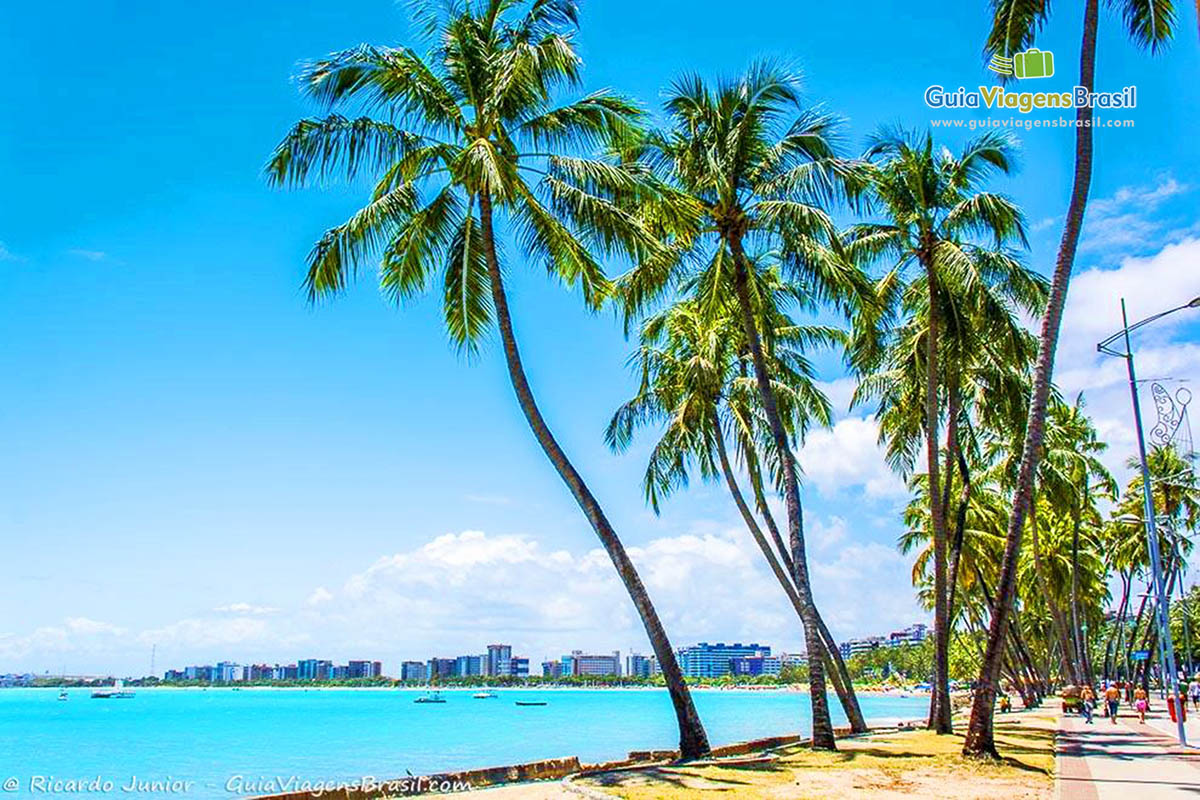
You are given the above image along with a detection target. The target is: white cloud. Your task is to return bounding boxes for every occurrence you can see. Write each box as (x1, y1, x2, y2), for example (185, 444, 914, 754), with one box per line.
(306, 587, 333, 607)
(1080, 175, 1190, 256)
(213, 603, 279, 616)
(0, 525, 927, 673)
(68, 248, 107, 261)
(798, 416, 907, 499)
(1054, 237, 1200, 483)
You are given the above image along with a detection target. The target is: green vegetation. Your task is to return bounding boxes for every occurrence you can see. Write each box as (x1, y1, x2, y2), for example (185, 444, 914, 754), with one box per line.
(265, 0, 1190, 765)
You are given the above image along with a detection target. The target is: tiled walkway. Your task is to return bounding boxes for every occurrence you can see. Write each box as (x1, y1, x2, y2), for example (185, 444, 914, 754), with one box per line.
(1057, 706, 1200, 798)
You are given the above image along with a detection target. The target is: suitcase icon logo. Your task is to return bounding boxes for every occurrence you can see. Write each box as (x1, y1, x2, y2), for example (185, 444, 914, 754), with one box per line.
(988, 48, 1055, 79)
(1014, 48, 1054, 79)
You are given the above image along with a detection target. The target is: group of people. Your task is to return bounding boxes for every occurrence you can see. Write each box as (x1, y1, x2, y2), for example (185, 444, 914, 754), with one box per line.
(1076, 677, 1200, 724)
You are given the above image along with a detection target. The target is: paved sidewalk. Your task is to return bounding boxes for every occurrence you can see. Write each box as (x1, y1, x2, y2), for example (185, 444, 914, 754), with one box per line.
(1057, 707, 1200, 799)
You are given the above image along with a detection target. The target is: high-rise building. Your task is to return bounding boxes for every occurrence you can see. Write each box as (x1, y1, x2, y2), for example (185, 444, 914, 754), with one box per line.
(561, 650, 621, 677)
(298, 659, 333, 681)
(838, 636, 886, 659)
(677, 643, 772, 678)
(347, 660, 383, 679)
(508, 657, 529, 678)
(729, 655, 782, 677)
(486, 644, 512, 677)
(542, 660, 563, 679)
(626, 654, 652, 679)
(454, 655, 483, 677)
(427, 658, 456, 680)
(401, 661, 428, 682)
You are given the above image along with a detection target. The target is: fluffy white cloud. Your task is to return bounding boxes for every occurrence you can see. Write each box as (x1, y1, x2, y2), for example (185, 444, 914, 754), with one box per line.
(0, 525, 926, 674)
(1053, 237, 1200, 482)
(1080, 175, 1190, 256)
(798, 416, 907, 500)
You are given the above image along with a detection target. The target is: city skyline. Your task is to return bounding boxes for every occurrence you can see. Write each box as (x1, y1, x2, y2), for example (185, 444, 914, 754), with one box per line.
(3, 623, 930, 681)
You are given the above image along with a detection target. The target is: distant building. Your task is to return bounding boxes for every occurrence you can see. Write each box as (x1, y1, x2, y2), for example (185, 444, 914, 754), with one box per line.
(508, 657, 530, 678)
(401, 661, 428, 682)
(542, 660, 563, 679)
(562, 650, 621, 677)
(486, 644, 512, 677)
(428, 658, 456, 680)
(779, 652, 808, 669)
(454, 655, 483, 677)
(298, 659, 332, 681)
(729, 655, 782, 677)
(677, 643, 772, 678)
(348, 660, 383, 679)
(626, 654, 652, 679)
(839, 636, 886, 660)
(888, 624, 929, 647)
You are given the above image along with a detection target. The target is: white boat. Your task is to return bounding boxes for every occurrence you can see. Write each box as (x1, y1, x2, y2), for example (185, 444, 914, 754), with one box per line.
(57, 689, 68, 701)
(414, 690, 445, 704)
(473, 690, 498, 699)
(91, 679, 135, 699)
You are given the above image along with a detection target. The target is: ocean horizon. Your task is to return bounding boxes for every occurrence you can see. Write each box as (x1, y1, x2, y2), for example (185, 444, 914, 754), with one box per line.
(1, 687, 929, 797)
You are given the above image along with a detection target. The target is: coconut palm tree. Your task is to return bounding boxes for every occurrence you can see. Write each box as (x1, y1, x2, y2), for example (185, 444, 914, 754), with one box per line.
(619, 63, 869, 749)
(264, 0, 711, 757)
(608, 260, 869, 732)
(846, 127, 1028, 732)
(965, 0, 1177, 757)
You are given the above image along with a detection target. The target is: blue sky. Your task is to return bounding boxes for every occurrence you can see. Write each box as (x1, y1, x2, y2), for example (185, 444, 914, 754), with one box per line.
(2, 0, 1199, 676)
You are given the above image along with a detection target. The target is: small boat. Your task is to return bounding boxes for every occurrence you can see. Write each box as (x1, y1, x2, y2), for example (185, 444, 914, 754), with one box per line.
(414, 691, 446, 704)
(57, 689, 68, 701)
(91, 680, 134, 699)
(515, 700, 547, 706)
(473, 690, 498, 699)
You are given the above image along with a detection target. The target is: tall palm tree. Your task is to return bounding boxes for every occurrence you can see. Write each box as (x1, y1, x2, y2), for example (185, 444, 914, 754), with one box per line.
(620, 63, 869, 749)
(965, 0, 1177, 757)
(264, 0, 711, 757)
(847, 127, 1028, 732)
(608, 262, 870, 732)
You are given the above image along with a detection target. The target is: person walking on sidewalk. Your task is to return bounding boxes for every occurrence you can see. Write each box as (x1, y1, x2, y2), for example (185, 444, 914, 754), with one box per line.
(1081, 685, 1096, 724)
(1105, 683, 1121, 723)
(1189, 676, 1199, 712)
(1134, 685, 1148, 724)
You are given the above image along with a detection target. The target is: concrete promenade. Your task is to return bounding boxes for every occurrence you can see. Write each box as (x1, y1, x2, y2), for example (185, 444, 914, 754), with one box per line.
(1057, 703, 1200, 799)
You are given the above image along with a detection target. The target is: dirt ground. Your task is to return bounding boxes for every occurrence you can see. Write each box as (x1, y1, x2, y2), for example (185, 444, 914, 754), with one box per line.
(429, 708, 1055, 800)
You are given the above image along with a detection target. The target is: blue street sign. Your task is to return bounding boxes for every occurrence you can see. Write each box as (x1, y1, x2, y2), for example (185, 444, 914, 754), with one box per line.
(1132, 649, 1151, 661)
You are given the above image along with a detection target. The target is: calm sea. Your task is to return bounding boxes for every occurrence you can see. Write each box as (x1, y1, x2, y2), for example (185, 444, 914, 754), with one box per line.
(0, 688, 927, 797)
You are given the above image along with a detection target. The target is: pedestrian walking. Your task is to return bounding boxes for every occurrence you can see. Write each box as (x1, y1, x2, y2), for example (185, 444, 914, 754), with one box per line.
(1105, 683, 1121, 723)
(1081, 685, 1096, 724)
(1134, 685, 1148, 724)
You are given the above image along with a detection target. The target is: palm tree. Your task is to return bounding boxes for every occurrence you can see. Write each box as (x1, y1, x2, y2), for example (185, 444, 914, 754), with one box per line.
(608, 261, 870, 732)
(264, 0, 711, 757)
(965, 0, 1177, 757)
(620, 63, 870, 749)
(847, 127, 1028, 732)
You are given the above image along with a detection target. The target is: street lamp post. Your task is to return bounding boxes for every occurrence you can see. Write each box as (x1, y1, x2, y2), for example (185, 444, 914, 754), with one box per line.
(1098, 296, 1200, 747)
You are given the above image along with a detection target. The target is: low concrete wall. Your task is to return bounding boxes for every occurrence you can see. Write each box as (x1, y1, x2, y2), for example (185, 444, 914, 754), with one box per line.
(247, 756, 580, 800)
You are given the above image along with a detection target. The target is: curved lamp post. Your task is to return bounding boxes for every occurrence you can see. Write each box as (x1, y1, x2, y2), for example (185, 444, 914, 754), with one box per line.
(1098, 296, 1200, 746)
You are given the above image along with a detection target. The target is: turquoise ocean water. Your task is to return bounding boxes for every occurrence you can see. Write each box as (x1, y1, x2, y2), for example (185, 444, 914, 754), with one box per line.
(0, 688, 928, 797)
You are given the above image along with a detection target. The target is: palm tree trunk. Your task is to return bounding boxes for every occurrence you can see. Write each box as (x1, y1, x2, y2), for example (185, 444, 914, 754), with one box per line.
(945, 397, 971, 621)
(962, 0, 1099, 758)
(921, 254, 953, 734)
(712, 426, 869, 733)
(477, 193, 710, 759)
(728, 235, 835, 750)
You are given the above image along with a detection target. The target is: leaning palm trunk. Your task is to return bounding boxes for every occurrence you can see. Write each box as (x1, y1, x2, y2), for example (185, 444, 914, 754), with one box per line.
(962, 0, 1099, 757)
(478, 194, 710, 759)
(728, 239, 836, 749)
(713, 427, 868, 733)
